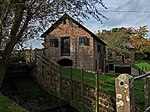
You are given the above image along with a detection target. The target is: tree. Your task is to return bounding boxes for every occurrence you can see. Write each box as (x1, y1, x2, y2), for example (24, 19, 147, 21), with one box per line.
(97, 27, 132, 60)
(0, 0, 107, 87)
(97, 26, 150, 61)
(129, 26, 150, 55)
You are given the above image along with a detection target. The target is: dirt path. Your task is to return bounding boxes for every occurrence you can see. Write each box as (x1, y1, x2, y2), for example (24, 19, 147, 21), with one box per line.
(1, 73, 78, 112)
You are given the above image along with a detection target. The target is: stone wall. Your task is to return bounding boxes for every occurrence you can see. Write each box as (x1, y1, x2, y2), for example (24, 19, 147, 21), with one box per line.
(93, 39, 106, 71)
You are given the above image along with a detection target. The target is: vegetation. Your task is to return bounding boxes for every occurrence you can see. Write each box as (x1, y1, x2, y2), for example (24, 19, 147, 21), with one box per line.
(130, 26, 150, 54)
(61, 68, 145, 111)
(96, 26, 150, 60)
(0, 93, 29, 112)
(131, 60, 150, 71)
(133, 79, 145, 112)
(0, 0, 107, 87)
(60, 68, 115, 93)
(96, 27, 131, 59)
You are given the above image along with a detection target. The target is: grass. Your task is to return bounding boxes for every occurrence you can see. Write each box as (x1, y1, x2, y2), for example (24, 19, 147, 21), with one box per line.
(61, 68, 145, 111)
(0, 93, 29, 112)
(61, 68, 116, 94)
(131, 60, 150, 71)
(133, 79, 145, 112)
(44, 59, 147, 111)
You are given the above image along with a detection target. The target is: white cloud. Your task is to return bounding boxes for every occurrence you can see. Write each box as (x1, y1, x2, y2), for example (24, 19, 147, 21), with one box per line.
(31, 0, 150, 48)
(84, 0, 150, 37)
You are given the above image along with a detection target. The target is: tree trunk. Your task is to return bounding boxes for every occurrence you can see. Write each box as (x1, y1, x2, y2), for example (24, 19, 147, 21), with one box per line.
(0, 37, 17, 88)
(0, 59, 7, 88)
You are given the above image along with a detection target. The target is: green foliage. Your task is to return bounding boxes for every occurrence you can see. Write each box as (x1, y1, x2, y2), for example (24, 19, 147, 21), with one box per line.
(131, 60, 150, 71)
(61, 68, 115, 94)
(133, 79, 144, 112)
(0, 93, 29, 112)
(130, 26, 150, 54)
(97, 26, 150, 60)
(0, 0, 107, 49)
(97, 27, 131, 58)
(0, 0, 107, 87)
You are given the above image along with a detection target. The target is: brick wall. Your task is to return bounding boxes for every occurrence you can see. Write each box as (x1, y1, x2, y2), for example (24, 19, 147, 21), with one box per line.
(43, 19, 105, 71)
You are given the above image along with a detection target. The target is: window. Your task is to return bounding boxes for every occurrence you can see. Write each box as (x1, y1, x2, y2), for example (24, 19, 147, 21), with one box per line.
(79, 37, 89, 45)
(63, 20, 66, 24)
(99, 54, 103, 69)
(61, 37, 70, 56)
(50, 38, 58, 47)
(97, 44, 102, 52)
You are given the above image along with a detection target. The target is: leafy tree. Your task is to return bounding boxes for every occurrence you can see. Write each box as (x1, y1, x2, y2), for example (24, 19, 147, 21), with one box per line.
(97, 27, 132, 60)
(129, 26, 150, 55)
(0, 0, 107, 87)
(97, 26, 150, 60)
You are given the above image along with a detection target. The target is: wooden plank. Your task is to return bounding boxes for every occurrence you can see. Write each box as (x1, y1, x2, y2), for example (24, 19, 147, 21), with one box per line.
(95, 71, 99, 112)
(81, 68, 84, 107)
(41, 52, 43, 78)
(144, 77, 150, 110)
(84, 76, 95, 82)
(59, 67, 62, 95)
(70, 67, 73, 99)
(115, 74, 135, 112)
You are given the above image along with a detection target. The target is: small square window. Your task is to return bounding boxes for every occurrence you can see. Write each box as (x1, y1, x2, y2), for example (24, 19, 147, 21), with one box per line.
(50, 38, 58, 47)
(79, 37, 89, 45)
(63, 20, 66, 24)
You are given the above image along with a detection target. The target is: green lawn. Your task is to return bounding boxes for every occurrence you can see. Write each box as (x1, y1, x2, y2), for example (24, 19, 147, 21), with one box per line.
(0, 93, 29, 112)
(133, 79, 145, 112)
(131, 60, 150, 71)
(61, 68, 116, 94)
(61, 68, 145, 111)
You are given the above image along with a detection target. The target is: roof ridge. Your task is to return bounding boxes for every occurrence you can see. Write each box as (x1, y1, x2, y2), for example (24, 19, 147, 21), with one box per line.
(41, 14, 106, 46)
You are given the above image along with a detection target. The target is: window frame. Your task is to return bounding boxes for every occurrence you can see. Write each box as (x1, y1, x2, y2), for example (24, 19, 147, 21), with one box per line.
(61, 37, 70, 56)
(79, 36, 89, 46)
(97, 44, 102, 52)
(49, 38, 59, 47)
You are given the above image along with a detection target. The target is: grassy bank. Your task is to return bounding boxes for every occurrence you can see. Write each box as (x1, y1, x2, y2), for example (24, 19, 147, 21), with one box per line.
(0, 93, 29, 112)
(61, 68, 145, 111)
(61, 68, 116, 94)
(131, 60, 150, 71)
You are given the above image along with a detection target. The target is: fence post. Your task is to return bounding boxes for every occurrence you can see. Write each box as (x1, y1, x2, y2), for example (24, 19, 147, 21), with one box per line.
(34, 50, 37, 73)
(49, 56, 52, 86)
(81, 68, 84, 107)
(95, 71, 99, 112)
(115, 74, 135, 112)
(144, 77, 150, 111)
(139, 68, 141, 75)
(59, 66, 62, 95)
(70, 67, 73, 99)
(41, 52, 43, 78)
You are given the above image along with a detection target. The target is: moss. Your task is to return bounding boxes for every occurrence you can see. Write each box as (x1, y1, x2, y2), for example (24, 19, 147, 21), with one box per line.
(0, 93, 29, 112)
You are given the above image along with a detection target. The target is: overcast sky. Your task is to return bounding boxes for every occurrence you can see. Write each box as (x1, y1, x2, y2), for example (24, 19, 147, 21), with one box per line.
(83, 0, 150, 36)
(31, 0, 150, 48)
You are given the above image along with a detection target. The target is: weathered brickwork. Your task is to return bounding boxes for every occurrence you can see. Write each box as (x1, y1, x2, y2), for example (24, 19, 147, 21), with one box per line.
(42, 14, 106, 71)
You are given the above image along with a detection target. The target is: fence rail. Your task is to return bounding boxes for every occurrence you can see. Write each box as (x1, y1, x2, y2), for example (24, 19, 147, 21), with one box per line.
(133, 72, 150, 81)
(33, 50, 115, 112)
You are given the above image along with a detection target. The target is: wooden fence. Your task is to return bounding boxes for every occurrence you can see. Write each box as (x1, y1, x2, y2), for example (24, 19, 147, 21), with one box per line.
(115, 72, 150, 112)
(33, 50, 116, 112)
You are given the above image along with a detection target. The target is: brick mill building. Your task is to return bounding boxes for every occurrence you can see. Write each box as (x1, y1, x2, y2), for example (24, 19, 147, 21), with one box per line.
(41, 14, 106, 71)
